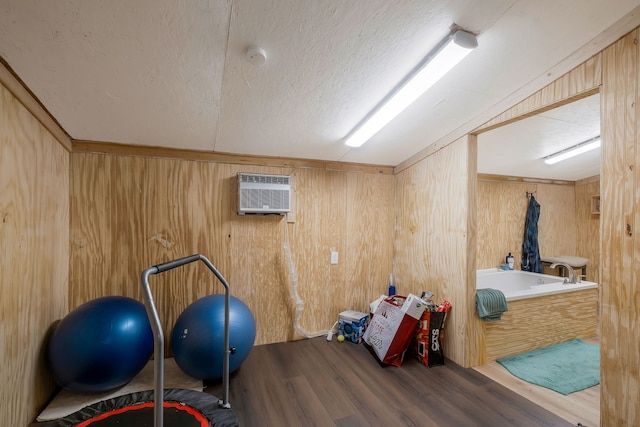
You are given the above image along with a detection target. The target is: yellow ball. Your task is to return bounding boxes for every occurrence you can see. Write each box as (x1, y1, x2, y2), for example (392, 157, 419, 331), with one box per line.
(337, 335, 345, 342)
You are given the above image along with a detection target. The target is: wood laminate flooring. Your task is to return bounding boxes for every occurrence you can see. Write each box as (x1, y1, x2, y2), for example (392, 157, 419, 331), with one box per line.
(473, 346, 600, 427)
(31, 337, 595, 426)
(210, 337, 580, 426)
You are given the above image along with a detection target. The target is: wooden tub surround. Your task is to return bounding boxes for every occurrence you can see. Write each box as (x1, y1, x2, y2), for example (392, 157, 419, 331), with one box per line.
(481, 288, 599, 363)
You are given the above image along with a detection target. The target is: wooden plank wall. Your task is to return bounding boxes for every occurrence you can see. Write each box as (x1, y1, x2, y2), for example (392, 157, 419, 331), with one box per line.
(575, 176, 601, 283)
(0, 84, 70, 426)
(394, 136, 479, 368)
(600, 29, 640, 426)
(70, 153, 395, 349)
(477, 179, 577, 271)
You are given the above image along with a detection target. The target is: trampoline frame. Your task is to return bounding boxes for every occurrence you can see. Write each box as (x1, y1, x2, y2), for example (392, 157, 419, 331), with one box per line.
(140, 254, 232, 427)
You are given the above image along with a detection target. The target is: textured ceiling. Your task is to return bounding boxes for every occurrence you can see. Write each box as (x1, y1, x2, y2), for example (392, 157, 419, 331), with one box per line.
(478, 93, 601, 181)
(1, 0, 639, 180)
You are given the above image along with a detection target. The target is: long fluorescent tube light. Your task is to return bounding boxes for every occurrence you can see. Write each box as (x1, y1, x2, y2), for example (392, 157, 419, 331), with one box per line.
(344, 29, 478, 148)
(543, 136, 601, 165)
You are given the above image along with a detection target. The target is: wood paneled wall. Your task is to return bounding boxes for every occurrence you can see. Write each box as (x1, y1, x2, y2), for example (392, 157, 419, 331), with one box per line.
(477, 179, 577, 271)
(0, 84, 69, 426)
(472, 26, 640, 425)
(70, 154, 395, 349)
(600, 29, 640, 426)
(394, 135, 479, 367)
(575, 177, 601, 283)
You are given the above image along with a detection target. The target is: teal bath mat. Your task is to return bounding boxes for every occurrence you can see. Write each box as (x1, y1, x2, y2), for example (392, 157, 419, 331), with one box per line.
(497, 338, 600, 395)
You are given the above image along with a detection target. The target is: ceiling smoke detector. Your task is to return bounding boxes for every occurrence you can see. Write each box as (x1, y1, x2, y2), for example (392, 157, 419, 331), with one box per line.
(246, 47, 267, 66)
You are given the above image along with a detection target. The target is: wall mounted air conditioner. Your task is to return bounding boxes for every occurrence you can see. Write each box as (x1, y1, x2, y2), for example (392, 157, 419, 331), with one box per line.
(237, 173, 291, 215)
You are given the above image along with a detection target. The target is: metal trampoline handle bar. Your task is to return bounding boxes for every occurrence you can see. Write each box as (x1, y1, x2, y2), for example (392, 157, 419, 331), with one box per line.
(153, 254, 202, 273)
(140, 266, 164, 427)
(140, 254, 232, 427)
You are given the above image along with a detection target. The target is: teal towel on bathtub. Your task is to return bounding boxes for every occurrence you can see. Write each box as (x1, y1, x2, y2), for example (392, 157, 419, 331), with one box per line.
(476, 288, 508, 321)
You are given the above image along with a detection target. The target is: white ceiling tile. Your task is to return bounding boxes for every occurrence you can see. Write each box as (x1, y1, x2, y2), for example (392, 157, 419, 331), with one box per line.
(0, 0, 638, 180)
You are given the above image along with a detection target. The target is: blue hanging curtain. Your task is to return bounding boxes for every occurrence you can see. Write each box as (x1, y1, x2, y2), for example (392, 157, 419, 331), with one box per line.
(522, 195, 542, 273)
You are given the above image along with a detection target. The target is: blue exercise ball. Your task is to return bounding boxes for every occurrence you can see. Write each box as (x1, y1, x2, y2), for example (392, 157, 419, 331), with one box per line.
(47, 296, 153, 393)
(171, 294, 256, 380)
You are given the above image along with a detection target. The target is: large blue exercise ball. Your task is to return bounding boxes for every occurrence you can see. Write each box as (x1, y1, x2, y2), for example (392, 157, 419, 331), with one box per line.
(47, 296, 153, 393)
(171, 294, 256, 380)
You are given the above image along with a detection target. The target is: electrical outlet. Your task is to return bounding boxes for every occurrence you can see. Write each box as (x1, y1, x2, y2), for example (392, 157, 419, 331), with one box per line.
(330, 251, 339, 265)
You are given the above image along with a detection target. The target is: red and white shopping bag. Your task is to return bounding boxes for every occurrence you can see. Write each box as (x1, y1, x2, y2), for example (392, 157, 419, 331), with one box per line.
(363, 295, 424, 366)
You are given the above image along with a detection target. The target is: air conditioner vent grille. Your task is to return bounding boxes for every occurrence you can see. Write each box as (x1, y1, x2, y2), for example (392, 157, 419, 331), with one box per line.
(240, 188, 290, 210)
(240, 174, 290, 185)
(237, 173, 291, 215)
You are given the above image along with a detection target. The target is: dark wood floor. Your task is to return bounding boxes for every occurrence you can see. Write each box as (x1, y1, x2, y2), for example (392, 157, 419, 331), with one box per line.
(205, 337, 576, 427)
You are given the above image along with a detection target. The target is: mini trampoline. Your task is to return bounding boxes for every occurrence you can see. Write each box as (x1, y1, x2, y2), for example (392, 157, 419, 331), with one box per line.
(38, 389, 238, 426)
(42, 254, 240, 427)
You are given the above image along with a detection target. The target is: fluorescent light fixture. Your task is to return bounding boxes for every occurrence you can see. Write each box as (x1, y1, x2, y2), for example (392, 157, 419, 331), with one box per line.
(543, 136, 601, 165)
(344, 29, 478, 148)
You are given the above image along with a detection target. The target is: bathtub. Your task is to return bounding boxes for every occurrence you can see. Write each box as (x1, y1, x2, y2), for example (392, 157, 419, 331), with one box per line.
(476, 268, 599, 363)
(477, 268, 598, 301)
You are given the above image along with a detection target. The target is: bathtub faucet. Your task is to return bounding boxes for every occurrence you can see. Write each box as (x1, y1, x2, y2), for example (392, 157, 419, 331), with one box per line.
(549, 262, 579, 284)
